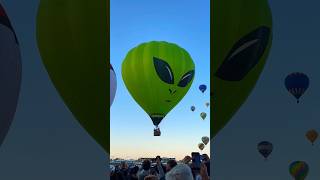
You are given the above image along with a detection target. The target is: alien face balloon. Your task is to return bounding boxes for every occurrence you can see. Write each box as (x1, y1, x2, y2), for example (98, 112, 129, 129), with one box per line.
(0, 3, 21, 147)
(110, 64, 117, 106)
(212, 0, 273, 137)
(37, 0, 108, 152)
(122, 41, 195, 129)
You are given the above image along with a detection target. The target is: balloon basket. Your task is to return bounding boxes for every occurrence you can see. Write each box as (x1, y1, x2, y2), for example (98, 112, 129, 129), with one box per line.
(154, 128, 161, 136)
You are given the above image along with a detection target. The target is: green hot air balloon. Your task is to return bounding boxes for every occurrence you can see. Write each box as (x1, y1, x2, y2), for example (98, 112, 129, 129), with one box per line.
(212, 0, 273, 137)
(200, 112, 207, 120)
(122, 41, 195, 136)
(37, 1, 109, 153)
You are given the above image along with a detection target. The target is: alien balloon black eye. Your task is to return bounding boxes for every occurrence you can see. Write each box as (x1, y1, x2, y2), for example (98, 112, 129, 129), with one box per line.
(215, 26, 270, 81)
(153, 57, 174, 84)
(178, 70, 194, 87)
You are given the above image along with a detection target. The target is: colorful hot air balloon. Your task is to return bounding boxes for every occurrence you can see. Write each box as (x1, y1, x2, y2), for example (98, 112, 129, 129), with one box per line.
(285, 72, 309, 103)
(122, 41, 195, 136)
(200, 112, 207, 120)
(306, 129, 318, 145)
(257, 141, 273, 160)
(0, 3, 21, 147)
(198, 143, 205, 151)
(202, 136, 209, 145)
(212, 0, 273, 138)
(110, 63, 117, 106)
(191, 106, 195, 112)
(37, 1, 109, 152)
(289, 161, 309, 180)
(199, 84, 207, 93)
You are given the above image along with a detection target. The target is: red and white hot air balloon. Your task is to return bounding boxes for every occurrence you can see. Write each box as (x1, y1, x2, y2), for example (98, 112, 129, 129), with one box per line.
(110, 63, 117, 106)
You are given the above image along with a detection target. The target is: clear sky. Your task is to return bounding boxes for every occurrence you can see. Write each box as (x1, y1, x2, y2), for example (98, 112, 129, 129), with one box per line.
(110, 0, 210, 160)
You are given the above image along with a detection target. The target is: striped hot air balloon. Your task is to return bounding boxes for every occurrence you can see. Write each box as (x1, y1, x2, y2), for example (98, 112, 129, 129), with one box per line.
(289, 161, 309, 180)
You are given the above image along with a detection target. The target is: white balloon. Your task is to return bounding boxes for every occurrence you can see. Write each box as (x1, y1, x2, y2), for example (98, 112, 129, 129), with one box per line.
(110, 64, 117, 106)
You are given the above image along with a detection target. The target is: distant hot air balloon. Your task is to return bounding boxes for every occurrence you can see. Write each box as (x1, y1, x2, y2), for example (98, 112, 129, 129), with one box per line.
(202, 136, 209, 145)
(199, 84, 207, 93)
(257, 141, 273, 160)
(0, 3, 21, 148)
(200, 112, 207, 120)
(191, 106, 195, 112)
(198, 143, 205, 151)
(37, 1, 109, 153)
(122, 41, 195, 136)
(205, 102, 210, 107)
(285, 72, 309, 103)
(110, 63, 117, 106)
(306, 129, 318, 145)
(212, 0, 273, 139)
(289, 161, 309, 180)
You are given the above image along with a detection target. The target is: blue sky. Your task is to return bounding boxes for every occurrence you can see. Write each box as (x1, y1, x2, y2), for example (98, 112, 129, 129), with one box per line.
(110, 0, 210, 160)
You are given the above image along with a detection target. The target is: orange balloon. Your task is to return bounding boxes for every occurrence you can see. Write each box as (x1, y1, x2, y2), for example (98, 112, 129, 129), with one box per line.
(306, 129, 318, 145)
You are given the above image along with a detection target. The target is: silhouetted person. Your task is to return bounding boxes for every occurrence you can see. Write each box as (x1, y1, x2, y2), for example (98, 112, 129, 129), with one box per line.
(128, 166, 139, 180)
(202, 154, 210, 177)
(166, 160, 177, 172)
(138, 160, 151, 180)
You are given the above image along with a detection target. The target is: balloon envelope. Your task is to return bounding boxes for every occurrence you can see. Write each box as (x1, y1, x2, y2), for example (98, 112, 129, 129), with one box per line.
(110, 64, 117, 106)
(199, 84, 207, 93)
(122, 41, 195, 129)
(285, 72, 309, 103)
(289, 161, 309, 180)
(257, 141, 273, 159)
(202, 136, 209, 145)
(191, 106, 195, 111)
(0, 3, 21, 147)
(200, 112, 207, 120)
(306, 129, 318, 145)
(37, 0, 109, 152)
(212, 0, 272, 138)
(205, 102, 209, 107)
(198, 143, 205, 150)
